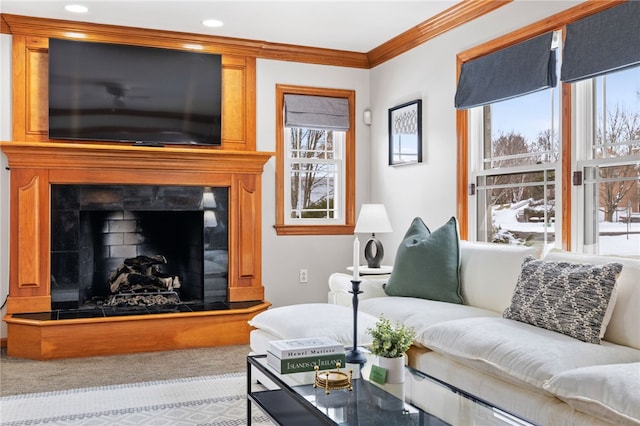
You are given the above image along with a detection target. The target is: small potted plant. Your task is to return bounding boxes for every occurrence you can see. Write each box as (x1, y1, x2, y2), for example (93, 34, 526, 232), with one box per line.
(367, 316, 415, 383)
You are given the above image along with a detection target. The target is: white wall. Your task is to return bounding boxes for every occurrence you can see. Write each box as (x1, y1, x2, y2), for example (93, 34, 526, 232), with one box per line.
(1, 34, 12, 339)
(368, 1, 582, 262)
(256, 59, 371, 307)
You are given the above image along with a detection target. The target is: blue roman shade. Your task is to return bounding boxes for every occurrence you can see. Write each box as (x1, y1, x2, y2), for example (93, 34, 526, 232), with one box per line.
(455, 32, 557, 109)
(284, 94, 350, 130)
(561, 1, 640, 83)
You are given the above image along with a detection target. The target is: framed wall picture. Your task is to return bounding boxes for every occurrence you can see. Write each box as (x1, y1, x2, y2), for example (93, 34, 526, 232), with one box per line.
(388, 99, 422, 166)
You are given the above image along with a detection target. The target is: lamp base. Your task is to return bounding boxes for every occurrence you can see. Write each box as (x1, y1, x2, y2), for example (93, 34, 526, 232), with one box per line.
(364, 236, 384, 268)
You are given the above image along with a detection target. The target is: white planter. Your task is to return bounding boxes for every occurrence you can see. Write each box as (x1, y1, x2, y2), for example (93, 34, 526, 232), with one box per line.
(377, 354, 405, 383)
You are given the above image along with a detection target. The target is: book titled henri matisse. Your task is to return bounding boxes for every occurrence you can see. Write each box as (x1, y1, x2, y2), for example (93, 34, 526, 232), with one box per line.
(267, 336, 344, 359)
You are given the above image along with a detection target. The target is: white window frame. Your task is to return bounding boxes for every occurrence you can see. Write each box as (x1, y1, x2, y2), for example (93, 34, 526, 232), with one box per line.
(283, 127, 345, 225)
(468, 99, 562, 248)
(573, 73, 640, 255)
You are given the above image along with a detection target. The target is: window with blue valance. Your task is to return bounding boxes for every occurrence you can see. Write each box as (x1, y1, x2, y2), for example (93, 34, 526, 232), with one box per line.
(455, 32, 557, 110)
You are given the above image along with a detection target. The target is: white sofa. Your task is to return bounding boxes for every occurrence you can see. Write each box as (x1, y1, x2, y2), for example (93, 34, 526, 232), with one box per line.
(249, 241, 640, 425)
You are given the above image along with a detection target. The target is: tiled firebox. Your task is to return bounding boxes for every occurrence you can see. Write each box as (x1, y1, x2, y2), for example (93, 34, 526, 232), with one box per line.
(50, 184, 229, 311)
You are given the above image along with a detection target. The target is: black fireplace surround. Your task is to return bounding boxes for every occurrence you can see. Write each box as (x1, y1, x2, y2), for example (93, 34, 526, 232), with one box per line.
(47, 184, 229, 315)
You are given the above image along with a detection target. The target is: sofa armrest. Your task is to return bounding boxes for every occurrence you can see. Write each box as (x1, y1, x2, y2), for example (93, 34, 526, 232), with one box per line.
(328, 272, 388, 306)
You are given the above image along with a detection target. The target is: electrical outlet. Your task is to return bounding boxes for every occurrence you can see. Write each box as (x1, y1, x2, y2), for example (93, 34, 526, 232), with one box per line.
(299, 269, 308, 283)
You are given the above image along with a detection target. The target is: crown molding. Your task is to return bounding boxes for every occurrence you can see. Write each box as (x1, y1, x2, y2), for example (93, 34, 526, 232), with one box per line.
(0, 13, 370, 68)
(367, 0, 512, 68)
(1, 1, 511, 69)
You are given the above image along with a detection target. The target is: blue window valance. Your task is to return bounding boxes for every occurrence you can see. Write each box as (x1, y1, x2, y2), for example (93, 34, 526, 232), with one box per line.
(455, 32, 557, 109)
(561, 1, 640, 83)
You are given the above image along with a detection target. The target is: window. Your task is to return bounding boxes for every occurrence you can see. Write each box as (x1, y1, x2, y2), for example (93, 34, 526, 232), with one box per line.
(471, 85, 560, 250)
(274, 85, 356, 236)
(285, 127, 343, 221)
(457, 31, 560, 251)
(575, 66, 640, 256)
(458, 2, 639, 258)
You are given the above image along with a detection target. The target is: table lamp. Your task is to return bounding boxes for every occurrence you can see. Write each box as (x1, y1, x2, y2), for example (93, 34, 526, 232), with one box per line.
(354, 204, 393, 268)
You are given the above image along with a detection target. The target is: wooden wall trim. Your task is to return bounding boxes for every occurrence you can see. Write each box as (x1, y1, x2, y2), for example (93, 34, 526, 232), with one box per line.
(456, 0, 627, 63)
(3, 1, 514, 70)
(273, 84, 356, 236)
(456, 107, 469, 240)
(0, 14, 9, 34)
(367, 0, 512, 68)
(260, 41, 369, 69)
(1, 13, 369, 69)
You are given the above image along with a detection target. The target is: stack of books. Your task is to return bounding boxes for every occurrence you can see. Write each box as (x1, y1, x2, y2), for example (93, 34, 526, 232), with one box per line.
(266, 336, 346, 374)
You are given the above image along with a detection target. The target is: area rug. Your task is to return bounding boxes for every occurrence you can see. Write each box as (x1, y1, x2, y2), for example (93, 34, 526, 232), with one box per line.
(0, 372, 273, 425)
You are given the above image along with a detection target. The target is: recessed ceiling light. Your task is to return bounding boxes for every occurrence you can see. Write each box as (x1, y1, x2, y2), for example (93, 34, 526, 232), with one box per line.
(65, 4, 88, 13)
(202, 19, 223, 28)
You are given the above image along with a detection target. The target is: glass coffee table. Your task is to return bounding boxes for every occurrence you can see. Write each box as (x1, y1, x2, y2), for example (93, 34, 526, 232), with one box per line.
(247, 354, 536, 425)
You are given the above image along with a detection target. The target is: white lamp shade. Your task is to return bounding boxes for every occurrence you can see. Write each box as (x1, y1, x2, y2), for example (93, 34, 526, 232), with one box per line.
(354, 204, 392, 234)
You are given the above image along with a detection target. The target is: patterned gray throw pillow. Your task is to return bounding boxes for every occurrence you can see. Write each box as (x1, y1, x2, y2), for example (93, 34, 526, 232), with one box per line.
(503, 256, 622, 344)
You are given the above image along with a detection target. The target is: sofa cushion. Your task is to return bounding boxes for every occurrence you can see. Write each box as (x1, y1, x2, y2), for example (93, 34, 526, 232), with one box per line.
(410, 351, 608, 426)
(459, 241, 538, 314)
(359, 296, 499, 348)
(544, 250, 640, 350)
(384, 217, 463, 304)
(503, 256, 622, 344)
(544, 362, 640, 425)
(248, 303, 377, 347)
(420, 317, 640, 392)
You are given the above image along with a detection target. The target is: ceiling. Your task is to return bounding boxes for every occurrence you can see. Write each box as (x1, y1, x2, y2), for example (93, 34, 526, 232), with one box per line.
(0, 0, 459, 52)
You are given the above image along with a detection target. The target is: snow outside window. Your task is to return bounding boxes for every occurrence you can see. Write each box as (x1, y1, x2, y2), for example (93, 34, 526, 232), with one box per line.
(471, 86, 560, 252)
(575, 66, 640, 257)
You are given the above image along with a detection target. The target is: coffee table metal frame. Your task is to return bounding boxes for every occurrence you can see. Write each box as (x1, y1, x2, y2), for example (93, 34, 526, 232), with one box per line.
(247, 354, 536, 425)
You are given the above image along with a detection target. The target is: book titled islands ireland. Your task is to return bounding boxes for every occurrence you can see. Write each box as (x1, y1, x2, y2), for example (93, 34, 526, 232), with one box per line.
(267, 336, 344, 359)
(267, 352, 347, 374)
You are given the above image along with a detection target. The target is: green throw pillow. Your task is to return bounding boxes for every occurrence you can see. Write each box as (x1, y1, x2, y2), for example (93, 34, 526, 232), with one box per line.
(384, 217, 463, 304)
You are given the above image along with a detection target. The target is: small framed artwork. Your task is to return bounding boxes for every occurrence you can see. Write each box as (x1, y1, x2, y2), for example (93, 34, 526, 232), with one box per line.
(388, 99, 422, 166)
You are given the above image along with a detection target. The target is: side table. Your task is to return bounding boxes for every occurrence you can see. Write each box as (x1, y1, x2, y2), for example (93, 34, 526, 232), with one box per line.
(346, 265, 392, 275)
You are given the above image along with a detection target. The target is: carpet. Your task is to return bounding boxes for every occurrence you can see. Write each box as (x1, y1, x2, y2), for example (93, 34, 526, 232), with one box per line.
(0, 372, 273, 425)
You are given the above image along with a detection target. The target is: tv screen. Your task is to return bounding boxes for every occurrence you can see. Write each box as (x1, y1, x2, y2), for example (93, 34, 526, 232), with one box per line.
(48, 38, 222, 146)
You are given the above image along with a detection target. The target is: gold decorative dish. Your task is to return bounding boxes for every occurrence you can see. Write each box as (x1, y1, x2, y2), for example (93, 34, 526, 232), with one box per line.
(313, 363, 353, 394)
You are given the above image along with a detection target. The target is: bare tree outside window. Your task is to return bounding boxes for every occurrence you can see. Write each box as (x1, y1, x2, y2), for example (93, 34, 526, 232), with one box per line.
(595, 105, 640, 222)
(476, 88, 559, 248)
(288, 128, 340, 219)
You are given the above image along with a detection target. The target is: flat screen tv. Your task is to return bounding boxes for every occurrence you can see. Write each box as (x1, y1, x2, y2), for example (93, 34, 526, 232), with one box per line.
(48, 38, 222, 146)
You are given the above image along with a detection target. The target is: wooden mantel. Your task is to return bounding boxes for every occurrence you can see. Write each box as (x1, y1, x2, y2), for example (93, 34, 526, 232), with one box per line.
(1, 141, 274, 359)
(1, 141, 273, 176)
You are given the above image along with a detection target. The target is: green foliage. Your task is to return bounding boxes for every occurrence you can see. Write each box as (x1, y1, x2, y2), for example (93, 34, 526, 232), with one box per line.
(367, 316, 415, 358)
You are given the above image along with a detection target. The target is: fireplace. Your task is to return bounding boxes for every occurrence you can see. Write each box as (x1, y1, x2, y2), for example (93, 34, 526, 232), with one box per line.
(50, 184, 229, 312)
(1, 142, 272, 359)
